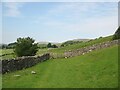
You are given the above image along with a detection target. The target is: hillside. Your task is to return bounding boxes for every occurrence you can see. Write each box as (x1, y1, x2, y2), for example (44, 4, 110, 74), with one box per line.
(37, 35, 113, 55)
(1, 35, 113, 60)
(2, 45, 118, 88)
(65, 38, 90, 42)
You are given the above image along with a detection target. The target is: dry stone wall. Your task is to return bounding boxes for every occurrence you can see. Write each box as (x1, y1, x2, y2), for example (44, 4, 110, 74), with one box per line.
(1, 53, 50, 74)
(64, 39, 119, 58)
(1, 39, 119, 74)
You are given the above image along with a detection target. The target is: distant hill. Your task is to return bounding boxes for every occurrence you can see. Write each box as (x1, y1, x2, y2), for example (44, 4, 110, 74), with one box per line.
(38, 41, 60, 44)
(38, 42, 61, 48)
(38, 39, 91, 48)
(66, 39, 91, 42)
(61, 39, 91, 47)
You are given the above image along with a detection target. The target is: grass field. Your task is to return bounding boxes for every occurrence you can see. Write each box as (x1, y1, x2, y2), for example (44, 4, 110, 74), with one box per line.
(0, 35, 113, 60)
(2, 45, 118, 88)
(0, 49, 14, 55)
(0, 49, 16, 60)
(36, 35, 113, 58)
(37, 35, 113, 54)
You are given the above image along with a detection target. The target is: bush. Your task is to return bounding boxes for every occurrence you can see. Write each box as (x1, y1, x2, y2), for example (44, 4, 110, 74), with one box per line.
(14, 37, 38, 57)
(47, 43, 58, 48)
(113, 26, 120, 40)
(47, 43, 52, 48)
(99, 36, 102, 39)
(52, 44, 58, 48)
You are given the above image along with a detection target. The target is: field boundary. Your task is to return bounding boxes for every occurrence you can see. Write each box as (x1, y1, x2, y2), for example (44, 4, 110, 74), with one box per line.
(64, 39, 119, 57)
(49, 39, 119, 58)
(1, 53, 50, 74)
(1, 39, 119, 74)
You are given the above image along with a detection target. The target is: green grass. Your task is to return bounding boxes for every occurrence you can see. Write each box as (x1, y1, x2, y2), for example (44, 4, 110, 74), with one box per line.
(0, 49, 16, 60)
(1, 54, 16, 60)
(0, 35, 113, 59)
(0, 49, 14, 55)
(49, 35, 113, 53)
(2, 45, 118, 88)
(0, 74, 2, 89)
(37, 35, 113, 55)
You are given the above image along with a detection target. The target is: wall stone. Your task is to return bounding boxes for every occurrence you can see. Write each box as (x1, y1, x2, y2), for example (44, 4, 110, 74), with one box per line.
(1, 53, 50, 74)
(1, 39, 119, 74)
(64, 39, 119, 58)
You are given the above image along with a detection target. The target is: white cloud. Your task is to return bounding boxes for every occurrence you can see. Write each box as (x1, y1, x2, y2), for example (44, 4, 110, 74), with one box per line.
(4, 2, 24, 17)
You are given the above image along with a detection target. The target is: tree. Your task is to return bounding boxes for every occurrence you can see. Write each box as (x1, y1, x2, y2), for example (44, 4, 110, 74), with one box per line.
(52, 44, 58, 48)
(113, 26, 120, 40)
(47, 43, 52, 48)
(14, 37, 38, 57)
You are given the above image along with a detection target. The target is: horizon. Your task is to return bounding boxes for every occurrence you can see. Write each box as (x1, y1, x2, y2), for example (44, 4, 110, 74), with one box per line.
(1, 2, 118, 44)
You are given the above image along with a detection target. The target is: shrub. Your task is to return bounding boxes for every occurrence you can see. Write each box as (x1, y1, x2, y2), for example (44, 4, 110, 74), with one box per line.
(47, 43, 58, 48)
(14, 37, 38, 57)
(47, 43, 52, 48)
(52, 44, 58, 48)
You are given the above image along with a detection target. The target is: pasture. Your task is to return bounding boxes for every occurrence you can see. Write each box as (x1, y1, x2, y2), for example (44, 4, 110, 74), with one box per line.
(1, 35, 113, 60)
(2, 45, 118, 88)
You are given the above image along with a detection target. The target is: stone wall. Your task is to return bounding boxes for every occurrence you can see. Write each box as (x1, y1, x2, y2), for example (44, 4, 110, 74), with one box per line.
(64, 39, 119, 58)
(1, 39, 119, 74)
(1, 53, 50, 74)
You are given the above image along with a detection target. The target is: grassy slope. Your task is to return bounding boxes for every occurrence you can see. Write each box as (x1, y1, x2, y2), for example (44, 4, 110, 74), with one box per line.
(2, 45, 118, 88)
(37, 35, 113, 54)
(1, 35, 113, 59)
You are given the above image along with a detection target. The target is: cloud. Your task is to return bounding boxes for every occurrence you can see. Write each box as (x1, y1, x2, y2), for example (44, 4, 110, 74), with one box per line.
(48, 2, 117, 18)
(4, 2, 24, 17)
(48, 3, 97, 14)
(38, 14, 118, 38)
(29, 2, 118, 39)
(32, 2, 117, 24)
(66, 15, 118, 37)
(2, 2, 118, 43)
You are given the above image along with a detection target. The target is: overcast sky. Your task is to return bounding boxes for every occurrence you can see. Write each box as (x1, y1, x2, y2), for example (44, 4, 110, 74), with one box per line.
(1, 1, 118, 44)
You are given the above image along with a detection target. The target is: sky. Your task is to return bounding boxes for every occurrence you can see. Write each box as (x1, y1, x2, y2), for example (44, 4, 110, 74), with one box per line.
(1, 1, 118, 44)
